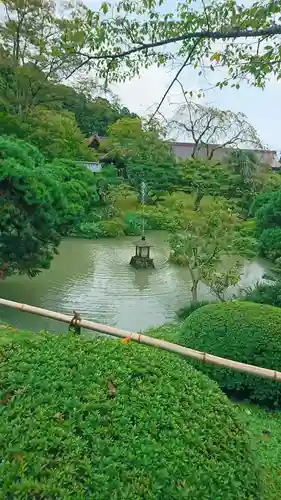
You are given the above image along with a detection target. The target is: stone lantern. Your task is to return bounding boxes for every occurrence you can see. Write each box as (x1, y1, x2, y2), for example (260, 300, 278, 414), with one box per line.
(130, 235, 155, 269)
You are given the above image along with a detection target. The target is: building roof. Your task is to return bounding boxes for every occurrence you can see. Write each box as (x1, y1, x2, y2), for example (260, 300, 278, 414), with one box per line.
(87, 135, 107, 147)
(87, 136, 277, 155)
(169, 141, 277, 154)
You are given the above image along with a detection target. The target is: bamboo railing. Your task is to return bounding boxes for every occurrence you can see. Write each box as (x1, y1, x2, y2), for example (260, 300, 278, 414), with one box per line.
(0, 297, 281, 382)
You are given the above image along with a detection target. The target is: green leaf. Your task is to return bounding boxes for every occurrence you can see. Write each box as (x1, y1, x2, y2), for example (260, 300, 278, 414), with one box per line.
(101, 2, 109, 14)
(51, 48, 61, 57)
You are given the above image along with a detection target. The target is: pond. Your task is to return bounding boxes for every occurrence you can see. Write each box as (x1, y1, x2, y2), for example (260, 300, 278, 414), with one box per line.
(0, 231, 269, 333)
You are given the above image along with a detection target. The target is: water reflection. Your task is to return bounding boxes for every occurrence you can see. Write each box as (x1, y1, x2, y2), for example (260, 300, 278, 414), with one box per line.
(132, 269, 153, 291)
(0, 232, 269, 333)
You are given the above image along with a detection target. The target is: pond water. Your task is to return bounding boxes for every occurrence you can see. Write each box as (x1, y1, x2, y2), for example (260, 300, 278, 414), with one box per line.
(0, 231, 269, 333)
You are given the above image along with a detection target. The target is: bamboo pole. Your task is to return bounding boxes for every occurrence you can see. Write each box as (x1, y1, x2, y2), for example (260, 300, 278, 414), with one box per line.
(0, 297, 281, 382)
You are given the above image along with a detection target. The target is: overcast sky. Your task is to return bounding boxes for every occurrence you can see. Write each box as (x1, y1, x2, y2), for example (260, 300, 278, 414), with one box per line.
(85, 0, 281, 152)
(112, 66, 281, 151)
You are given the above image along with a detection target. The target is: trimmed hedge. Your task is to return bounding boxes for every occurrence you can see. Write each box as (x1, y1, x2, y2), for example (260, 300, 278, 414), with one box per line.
(0, 334, 261, 499)
(180, 301, 281, 406)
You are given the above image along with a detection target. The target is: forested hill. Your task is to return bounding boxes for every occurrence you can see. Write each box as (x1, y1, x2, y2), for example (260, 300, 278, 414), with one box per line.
(0, 60, 138, 161)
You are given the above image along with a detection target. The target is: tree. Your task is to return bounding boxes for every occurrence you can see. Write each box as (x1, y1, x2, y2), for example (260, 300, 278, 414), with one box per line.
(178, 150, 272, 216)
(0, 61, 51, 116)
(252, 188, 281, 262)
(59, 92, 138, 137)
(169, 200, 253, 302)
(201, 263, 242, 301)
(45, 159, 102, 229)
(55, 0, 281, 92)
(227, 150, 267, 211)
(0, 0, 87, 79)
(0, 136, 106, 278)
(179, 158, 235, 210)
(104, 117, 182, 199)
(22, 107, 96, 161)
(0, 0, 96, 115)
(168, 99, 262, 160)
(0, 136, 67, 278)
(0, 106, 96, 161)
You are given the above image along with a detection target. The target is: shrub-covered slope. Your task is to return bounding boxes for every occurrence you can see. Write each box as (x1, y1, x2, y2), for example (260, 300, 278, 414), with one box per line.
(0, 334, 261, 499)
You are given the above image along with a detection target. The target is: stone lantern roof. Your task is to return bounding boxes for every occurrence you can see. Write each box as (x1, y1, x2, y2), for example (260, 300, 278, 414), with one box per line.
(134, 235, 153, 248)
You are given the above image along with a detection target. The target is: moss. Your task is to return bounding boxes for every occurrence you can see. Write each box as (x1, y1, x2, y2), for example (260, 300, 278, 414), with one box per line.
(0, 334, 261, 499)
(180, 301, 281, 407)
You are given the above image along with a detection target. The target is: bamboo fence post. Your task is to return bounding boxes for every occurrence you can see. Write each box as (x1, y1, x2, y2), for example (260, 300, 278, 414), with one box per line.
(0, 297, 281, 382)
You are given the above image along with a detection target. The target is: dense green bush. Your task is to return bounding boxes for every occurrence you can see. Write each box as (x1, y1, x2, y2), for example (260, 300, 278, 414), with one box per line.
(123, 211, 145, 235)
(176, 300, 211, 320)
(100, 217, 126, 237)
(242, 280, 281, 308)
(0, 334, 261, 499)
(180, 301, 281, 406)
(73, 221, 105, 239)
(258, 228, 281, 261)
(0, 136, 67, 277)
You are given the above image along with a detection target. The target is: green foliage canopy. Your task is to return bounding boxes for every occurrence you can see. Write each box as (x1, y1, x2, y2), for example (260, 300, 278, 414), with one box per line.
(54, 0, 281, 89)
(251, 188, 281, 262)
(0, 333, 261, 498)
(0, 136, 66, 277)
(22, 108, 95, 161)
(106, 118, 182, 198)
(0, 136, 108, 277)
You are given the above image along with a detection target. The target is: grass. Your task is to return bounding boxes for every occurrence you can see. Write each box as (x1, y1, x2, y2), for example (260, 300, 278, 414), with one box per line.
(0, 323, 281, 498)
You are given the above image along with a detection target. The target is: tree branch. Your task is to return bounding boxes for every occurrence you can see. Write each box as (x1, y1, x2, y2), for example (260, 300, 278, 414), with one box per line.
(80, 26, 281, 62)
(148, 42, 200, 123)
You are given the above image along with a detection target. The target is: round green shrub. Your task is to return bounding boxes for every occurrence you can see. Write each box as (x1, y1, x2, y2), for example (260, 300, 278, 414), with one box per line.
(0, 335, 261, 499)
(180, 301, 281, 406)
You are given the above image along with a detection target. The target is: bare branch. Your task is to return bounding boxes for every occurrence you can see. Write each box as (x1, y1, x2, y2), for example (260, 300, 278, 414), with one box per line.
(201, 0, 211, 31)
(167, 87, 262, 158)
(148, 42, 200, 123)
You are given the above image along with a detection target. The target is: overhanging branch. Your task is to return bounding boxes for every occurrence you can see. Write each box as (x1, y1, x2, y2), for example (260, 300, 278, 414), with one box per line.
(148, 42, 200, 123)
(82, 26, 281, 62)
